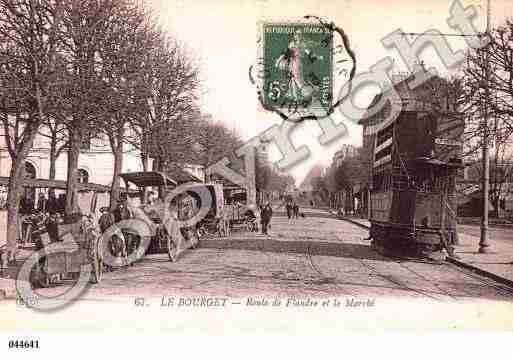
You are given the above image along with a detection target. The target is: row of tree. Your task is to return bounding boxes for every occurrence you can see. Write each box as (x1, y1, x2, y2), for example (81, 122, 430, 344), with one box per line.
(311, 149, 367, 209)
(0, 0, 243, 253)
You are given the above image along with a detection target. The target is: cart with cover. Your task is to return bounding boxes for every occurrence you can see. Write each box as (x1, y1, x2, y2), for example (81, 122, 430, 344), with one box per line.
(32, 213, 103, 287)
(119, 171, 204, 261)
(188, 182, 228, 237)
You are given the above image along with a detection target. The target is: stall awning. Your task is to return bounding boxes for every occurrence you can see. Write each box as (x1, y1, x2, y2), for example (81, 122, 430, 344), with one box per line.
(120, 172, 177, 188)
(0, 176, 128, 193)
(120, 169, 202, 188)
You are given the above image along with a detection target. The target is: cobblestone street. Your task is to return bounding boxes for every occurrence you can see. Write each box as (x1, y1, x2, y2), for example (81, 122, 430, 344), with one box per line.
(33, 207, 513, 303)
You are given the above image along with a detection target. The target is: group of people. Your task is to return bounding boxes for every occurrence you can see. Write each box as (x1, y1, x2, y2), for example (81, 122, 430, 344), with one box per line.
(285, 201, 300, 220)
(97, 198, 140, 265)
(20, 191, 67, 215)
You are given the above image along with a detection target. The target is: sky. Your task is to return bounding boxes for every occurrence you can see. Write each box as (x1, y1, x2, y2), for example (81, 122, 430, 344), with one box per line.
(145, 0, 513, 185)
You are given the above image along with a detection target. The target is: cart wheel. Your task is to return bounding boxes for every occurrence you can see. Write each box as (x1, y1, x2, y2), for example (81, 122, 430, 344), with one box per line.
(167, 235, 178, 262)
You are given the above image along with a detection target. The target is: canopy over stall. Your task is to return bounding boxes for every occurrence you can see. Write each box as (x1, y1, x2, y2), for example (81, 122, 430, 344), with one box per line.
(120, 171, 178, 188)
(0, 176, 133, 193)
(120, 170, 202, 189)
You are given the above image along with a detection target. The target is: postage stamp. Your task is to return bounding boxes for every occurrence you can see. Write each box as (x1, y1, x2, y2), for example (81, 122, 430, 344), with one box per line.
(260, 22, 333, 117)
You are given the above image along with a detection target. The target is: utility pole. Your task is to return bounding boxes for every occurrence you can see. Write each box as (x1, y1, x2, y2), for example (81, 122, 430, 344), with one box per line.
(479, 0, 492, 253)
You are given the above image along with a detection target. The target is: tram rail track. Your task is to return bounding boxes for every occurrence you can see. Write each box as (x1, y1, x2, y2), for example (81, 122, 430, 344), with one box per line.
(304, 244, 353, 296)
(342, 217, 513, 300)
(302, 238, 447, 301)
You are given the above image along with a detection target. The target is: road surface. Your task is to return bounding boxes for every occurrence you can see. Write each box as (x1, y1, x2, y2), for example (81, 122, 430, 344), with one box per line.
(32, 207, 513, 303)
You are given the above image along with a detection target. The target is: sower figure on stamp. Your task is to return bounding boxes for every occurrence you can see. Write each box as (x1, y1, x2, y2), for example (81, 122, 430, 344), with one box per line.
(260, 202, 273, 236)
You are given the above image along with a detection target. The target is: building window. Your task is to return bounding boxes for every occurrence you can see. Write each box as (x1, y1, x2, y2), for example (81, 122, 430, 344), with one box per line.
(77, 169, 89, 184)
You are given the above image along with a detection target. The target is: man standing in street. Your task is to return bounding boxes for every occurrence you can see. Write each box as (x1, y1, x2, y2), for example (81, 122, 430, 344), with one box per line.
(260, 202, 273, 236)
(285, 200, 293, 221)
(293, 202, 299, 219)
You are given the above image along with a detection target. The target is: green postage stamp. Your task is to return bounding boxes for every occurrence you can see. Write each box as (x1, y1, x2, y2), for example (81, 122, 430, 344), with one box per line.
(260, 22, 333, 116)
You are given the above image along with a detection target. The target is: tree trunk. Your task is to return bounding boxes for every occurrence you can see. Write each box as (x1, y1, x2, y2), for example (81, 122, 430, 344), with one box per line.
(5, 159, 26, 260)
(49, 136, 57, 180)
(109, 132, 124, 211)
(65, 129, 80, 216)
(4, 126, 38, 261)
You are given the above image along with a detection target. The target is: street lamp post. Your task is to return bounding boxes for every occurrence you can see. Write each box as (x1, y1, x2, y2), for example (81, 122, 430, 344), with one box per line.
(479, 0, 492, 253)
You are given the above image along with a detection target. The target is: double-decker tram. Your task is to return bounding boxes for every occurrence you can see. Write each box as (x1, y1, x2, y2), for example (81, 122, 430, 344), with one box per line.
(368, 105, 464, 259)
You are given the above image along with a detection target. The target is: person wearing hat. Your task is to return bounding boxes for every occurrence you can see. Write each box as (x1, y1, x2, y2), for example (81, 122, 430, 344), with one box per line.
(98, 206, 115, 234)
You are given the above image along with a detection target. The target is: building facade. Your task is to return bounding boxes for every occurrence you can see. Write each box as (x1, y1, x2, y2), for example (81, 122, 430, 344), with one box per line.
(332, 144, 358, 168)
(0, 129, 146, 188)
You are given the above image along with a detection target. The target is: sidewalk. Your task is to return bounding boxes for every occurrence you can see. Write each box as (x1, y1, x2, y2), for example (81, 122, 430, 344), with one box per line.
(337, 215, 513, 287)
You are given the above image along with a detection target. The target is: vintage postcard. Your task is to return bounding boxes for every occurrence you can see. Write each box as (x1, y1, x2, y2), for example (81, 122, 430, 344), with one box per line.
(1, 0, 513, 355)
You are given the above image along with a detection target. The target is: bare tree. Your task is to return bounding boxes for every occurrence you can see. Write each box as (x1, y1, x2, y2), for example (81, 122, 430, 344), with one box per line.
(95, 1, 150, 209)
(39, 116, 68, 179)
(462, 19, 513, 216)
(0, 0, 62, 256)
(57, 0, 124, 215)
(128, 32, 200, 179)
(194, 119, 242, 168)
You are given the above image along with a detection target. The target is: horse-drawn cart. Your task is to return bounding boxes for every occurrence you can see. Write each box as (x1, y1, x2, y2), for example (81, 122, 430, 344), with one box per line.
(0, 176, 114, 288)
(31, 214, 103, 288)
(120, 171, 203, 261)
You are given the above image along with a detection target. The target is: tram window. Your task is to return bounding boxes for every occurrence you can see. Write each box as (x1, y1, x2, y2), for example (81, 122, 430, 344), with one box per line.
(376, 123, 394, 147)
(375, 146, 392, 162)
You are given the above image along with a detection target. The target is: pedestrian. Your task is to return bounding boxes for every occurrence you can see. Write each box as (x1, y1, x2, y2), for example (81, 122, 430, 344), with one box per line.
(47, 190, 58, 214)
(260, 201, 273, 236)
(113, 198, 133, 223)
(285, 201, 293, 220)
(98, 206, 115, 234)
(36, 192, 47, 213)
(293, 202, 299, 219)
